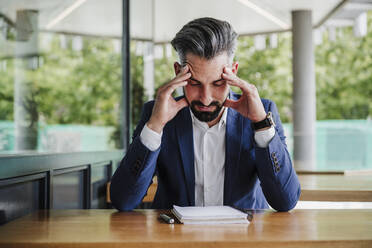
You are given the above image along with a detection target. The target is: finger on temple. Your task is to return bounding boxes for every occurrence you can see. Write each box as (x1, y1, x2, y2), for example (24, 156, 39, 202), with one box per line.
(176, 71, 191, 80)
(165, 80, 187, 95)
(222, 71, 235, 80)
(177, 65, 189, 75)
(223, 67, 233, 74)
(175, 65, 189, 77)
(223, 76, 249, 93)
(160, 73, 188, 93)
(173, 72, 191, 84)
(223, 77, 240, 87)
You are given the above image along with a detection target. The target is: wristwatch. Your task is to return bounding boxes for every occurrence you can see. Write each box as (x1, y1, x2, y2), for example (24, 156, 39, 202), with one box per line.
(252, 112, 275, 131)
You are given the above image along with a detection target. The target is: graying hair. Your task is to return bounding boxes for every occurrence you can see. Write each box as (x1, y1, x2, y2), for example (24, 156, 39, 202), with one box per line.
(171, 17, 238, 65)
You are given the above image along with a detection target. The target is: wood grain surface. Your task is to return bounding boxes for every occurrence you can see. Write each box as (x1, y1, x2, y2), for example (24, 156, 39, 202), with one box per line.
(0, 209, 371, 248)
(299, 174, 372, 202)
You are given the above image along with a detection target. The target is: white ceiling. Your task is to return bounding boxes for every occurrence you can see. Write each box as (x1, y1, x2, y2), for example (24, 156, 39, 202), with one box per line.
(0, 0, 346, 42)
(140, 0, 343, 42)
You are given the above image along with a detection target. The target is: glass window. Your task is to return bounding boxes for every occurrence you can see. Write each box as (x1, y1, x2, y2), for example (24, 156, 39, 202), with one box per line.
(0, 1, 122, 153)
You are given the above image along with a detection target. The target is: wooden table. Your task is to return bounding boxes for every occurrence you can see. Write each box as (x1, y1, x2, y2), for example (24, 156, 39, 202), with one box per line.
(0, 209, 371, 248)
(299, 174, 372, 202)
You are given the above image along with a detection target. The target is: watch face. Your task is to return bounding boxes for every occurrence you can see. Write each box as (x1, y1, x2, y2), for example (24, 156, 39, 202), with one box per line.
(268, 112, 275, 126)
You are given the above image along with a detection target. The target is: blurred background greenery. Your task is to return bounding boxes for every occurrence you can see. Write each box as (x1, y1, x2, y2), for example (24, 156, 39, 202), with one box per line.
(0, 13, 371, 151)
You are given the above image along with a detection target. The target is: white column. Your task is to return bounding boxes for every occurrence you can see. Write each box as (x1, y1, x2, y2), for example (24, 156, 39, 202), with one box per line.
(291, 10, 316, 170)
(354, 12, 367, 37)
(143, 42, 155, 100)
(14, 10, 39, 151)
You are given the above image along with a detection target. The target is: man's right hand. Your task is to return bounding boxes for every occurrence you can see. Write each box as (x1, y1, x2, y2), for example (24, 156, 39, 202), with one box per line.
(147, 65, 191, 134)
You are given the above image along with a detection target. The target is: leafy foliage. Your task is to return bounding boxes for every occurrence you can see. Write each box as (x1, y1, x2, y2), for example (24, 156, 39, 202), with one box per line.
(0, 13, 372, 149)
(235, 34, 293, 122)
(0, 60, 14, 120)
(315, 19, 372, 120)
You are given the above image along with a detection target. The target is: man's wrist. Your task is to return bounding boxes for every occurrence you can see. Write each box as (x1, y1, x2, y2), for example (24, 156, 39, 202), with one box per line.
(147, 118, 164, 134)
(255, 126, 271, 132)
(251, 112, 267, 123)
(252, 112, 275, 131)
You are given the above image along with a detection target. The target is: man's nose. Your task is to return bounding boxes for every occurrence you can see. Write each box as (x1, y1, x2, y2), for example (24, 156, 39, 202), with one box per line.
(200, 87, 213, 106)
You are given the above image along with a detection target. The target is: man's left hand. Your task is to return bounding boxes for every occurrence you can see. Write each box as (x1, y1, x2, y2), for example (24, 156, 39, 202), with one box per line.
(222, 67, 267, 123)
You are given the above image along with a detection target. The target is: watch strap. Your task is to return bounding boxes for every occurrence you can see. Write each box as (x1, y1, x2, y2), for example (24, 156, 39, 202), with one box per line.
(252, 112, 275, 131)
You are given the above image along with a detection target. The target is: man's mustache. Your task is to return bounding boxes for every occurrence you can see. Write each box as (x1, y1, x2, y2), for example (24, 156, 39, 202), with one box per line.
(191, 97, 228, 108)
(191, 101, 221, 108)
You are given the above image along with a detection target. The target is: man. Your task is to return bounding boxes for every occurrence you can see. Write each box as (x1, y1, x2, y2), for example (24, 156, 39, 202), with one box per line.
(111, 17, 301, 211)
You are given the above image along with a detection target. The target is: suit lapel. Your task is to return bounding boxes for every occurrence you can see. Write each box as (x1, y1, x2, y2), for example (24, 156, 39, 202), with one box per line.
(224, 107, 244, 205)
(176, 107, 195, 205)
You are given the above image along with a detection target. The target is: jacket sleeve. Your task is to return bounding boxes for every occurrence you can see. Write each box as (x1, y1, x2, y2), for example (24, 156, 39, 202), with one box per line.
(110, 101, 160, 211)
(254, 100, 301, 211)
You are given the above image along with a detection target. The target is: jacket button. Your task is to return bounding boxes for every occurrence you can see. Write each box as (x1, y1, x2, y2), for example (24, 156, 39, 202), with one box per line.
(134, 159, 141, 170)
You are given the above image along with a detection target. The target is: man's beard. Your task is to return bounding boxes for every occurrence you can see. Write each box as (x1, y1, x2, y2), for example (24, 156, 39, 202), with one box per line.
(189, 100, 224, 122)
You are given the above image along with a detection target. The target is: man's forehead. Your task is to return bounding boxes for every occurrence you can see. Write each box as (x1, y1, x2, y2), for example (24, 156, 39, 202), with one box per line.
(185, 54, 229, 76)
(186, 61, 226, 73)
(187, 66, 225, 84)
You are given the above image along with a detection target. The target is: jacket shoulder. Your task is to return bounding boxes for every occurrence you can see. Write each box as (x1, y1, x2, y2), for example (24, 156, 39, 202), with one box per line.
(143, 100, 155, 110)
(260, 98, 274, 110)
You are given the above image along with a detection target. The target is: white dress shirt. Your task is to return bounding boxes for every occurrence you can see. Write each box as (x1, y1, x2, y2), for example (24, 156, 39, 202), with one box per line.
(139, 107, 275, 206)
(190, 108, 227, 206)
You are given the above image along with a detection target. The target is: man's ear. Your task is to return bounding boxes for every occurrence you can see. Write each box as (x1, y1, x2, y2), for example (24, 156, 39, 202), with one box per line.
(231, 62, 239, 75)
(174, 62, 182, 76)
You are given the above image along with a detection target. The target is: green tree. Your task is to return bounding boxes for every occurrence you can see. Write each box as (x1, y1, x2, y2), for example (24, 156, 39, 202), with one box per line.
(1, 12, 372, 151)
(236, 34, 293, 123)
(33, 37, 122, 126)
(315, 17, 372, 120)
(0, 60, 14, 120)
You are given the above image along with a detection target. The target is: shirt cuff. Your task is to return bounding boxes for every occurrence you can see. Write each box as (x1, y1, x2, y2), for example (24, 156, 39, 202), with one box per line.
(140, 123, 162, 151)
(254, 126, 275, 148)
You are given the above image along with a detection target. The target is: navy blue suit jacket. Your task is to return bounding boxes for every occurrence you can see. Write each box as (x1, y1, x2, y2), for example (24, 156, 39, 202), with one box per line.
(111, 93, 301, 211)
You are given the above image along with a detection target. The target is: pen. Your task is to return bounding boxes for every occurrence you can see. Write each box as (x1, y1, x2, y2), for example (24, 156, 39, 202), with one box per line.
(160, 214, 175, 224)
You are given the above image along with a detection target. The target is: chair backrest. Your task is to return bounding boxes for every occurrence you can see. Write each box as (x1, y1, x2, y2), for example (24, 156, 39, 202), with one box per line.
(106, 178, 157, 204)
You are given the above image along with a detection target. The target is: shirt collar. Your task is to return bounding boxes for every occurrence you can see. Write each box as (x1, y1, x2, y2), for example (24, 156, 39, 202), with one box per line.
(189, 107, 228, 131)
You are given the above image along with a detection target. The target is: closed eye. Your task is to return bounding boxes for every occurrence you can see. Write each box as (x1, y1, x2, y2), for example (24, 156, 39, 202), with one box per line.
(188, 79, 201, 86)
(187, 77, 225, 87)
(213, 80, 226, 87)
